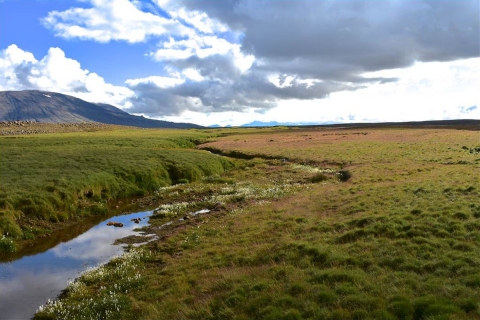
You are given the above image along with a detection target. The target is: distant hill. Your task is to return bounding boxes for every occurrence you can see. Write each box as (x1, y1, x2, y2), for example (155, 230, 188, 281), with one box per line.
(240, 119, 480, 129)
(0, 90, 202, 128)
(237, 119, 479, 130)
(241, 121, 323, 127)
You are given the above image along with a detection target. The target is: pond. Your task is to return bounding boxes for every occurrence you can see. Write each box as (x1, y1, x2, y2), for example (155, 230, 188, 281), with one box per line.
(0, 210, 153, 320)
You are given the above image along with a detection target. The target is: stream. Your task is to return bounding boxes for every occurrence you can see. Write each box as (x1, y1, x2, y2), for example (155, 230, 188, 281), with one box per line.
(0, 210, 153, 320)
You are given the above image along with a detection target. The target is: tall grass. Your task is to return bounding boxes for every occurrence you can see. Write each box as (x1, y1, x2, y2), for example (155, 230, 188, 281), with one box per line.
(0, 128, 233, 245)
(30, 126, 480, 319)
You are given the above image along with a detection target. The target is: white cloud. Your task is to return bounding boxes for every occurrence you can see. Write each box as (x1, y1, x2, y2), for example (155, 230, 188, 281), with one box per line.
(263, 58, 480, 124)
(29, 47, 88, 91)
(4, 0, 477, 127)
(268, 74, 295, 88)
(42, 0, 254, 75)
(42, 0, 188, 43)
(42, 0, 231, 45)
(0, 45, 134, 108)
(0, 44, 36, 66)
(169, 7, 229, 34)
(151, 35, 238, 61)
(182, 68, 204, 81)
(234, 52, 255, 73)
(158, 58, 480, 126)
(156, 109, 261, 127)
(0, 45, 36, 89)
(34, 0, 479, 125)
(2, 45, 477, 126)
(125, 75, 184, 88)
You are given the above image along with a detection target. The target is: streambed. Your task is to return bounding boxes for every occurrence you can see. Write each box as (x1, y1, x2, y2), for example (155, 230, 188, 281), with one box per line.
(0, 210, 153, 320)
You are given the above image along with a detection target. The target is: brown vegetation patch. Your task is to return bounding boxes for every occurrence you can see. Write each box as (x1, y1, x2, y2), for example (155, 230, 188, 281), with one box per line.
(0, 121, 129, 135)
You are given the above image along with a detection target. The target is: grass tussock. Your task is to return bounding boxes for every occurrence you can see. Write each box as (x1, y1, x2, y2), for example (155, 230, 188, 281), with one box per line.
(0, 128, 234, 248)
(18, 125, 480, 319)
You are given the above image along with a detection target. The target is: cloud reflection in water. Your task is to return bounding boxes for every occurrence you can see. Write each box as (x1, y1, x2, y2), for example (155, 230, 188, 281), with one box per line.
(0, 210, 152, 320)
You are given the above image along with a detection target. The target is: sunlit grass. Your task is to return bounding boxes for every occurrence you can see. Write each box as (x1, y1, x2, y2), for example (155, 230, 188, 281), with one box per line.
(0, 128, 234, 249)
(25, 125, 480, 319)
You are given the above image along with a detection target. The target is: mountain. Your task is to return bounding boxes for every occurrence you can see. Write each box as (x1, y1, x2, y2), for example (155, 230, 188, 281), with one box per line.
(241, 120, 322, 127)
(0, 90, 202, 128)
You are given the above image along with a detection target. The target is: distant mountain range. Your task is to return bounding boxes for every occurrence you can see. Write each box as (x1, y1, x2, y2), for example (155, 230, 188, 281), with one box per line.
(0, 90, 202, 128)
(240, 121, 324, 127)
(208, 121, 324, 128)
(213, 119, 480, 129)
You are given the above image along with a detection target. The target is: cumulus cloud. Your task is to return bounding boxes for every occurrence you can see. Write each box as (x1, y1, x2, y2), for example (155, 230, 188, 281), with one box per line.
(124, 68, 368, 117)
(22, 0, 480, 121)
(150, 35, 241, 61)
(169, 7, 229, 34)
(158, 57, 480, 126)
(263, 57, 480, 125)
(42, 0, 189, 43)
(125, 75, 185, 88)
(0, 45, 134, 108)
(178, 0, 479, 78)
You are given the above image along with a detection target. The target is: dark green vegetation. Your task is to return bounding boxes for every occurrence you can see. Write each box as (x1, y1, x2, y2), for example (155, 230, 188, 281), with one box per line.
(0, 127, 233, 251)
(10, 124, 480, 319)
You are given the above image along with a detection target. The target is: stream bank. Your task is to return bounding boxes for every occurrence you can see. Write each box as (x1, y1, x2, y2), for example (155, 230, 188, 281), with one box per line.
(0, 210, 152, 320)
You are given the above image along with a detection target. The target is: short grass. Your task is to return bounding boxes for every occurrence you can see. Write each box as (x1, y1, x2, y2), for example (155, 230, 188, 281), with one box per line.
(0, 128, 233, 248)
(29, 125, 480, 319)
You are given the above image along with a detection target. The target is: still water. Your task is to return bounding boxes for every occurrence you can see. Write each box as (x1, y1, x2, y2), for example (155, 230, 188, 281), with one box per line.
(0, 210, 152, 320)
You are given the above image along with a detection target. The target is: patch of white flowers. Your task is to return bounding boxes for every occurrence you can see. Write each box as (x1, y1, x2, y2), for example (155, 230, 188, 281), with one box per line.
(153, 201, 191, 217)
(66, 279, 87, 295)
(206, 182, 302, 205)
(36, 248, 149, 320)
(153, 180, 307, 219)
(156, 185, 177, 193)
(291, 164, 336, 174)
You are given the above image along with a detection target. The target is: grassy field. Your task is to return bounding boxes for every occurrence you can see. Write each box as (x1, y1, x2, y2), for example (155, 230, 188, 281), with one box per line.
(0, 126, 234, 252)
(7, 124, 480, 319)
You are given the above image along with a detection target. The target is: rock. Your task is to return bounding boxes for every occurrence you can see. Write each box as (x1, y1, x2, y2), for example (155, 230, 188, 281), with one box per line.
(106, 221, 124, 227)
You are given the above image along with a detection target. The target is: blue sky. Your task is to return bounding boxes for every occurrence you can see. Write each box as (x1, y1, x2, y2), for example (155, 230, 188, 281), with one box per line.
(0, 0, 168, 84)
(1, 0, 479, 126)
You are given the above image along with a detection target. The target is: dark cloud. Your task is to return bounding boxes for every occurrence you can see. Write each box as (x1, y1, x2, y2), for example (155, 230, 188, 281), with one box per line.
(127, 65, 370, 116)
(170, 54, 241, 81)
(128, 0, 479, 116)
(126, 82, 186, 116)
(179, 0, 479, 73)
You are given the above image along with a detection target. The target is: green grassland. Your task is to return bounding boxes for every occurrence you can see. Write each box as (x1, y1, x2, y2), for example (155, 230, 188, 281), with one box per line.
(0, 127, 234, 251)
(6, 124, 480, 319)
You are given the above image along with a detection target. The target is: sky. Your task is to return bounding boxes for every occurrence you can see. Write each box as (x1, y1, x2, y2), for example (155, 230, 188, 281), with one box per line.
(0, 0, 479, 127)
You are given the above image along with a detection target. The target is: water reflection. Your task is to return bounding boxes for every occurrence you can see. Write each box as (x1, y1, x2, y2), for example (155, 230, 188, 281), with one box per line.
(0, 210, 152, 320)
